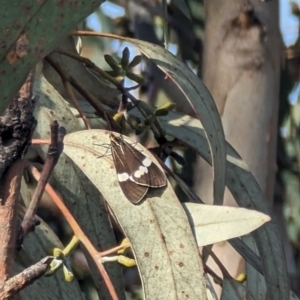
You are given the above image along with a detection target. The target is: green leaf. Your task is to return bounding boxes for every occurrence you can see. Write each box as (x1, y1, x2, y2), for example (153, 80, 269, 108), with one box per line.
(221, 278, 256, 300)
(120, 47, 130, 69)
(104, 54, 121, 71)
(242, 235, 267, 299)
(171, 0, 191, 19)
(127, 55, 142, 69)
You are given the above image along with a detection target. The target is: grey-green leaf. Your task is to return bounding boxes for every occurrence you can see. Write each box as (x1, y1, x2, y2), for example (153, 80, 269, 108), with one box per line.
(63, 129, 207, 300)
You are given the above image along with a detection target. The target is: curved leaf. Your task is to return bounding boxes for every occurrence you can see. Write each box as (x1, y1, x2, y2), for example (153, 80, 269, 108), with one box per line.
(243, 235, 267, 300)
(183, 203, 270, 247)
(68, 101, 289, 299)
(172, 0, 191, 19)
(221, 278, 255, 300)
(63, 129, 207, 300)
(290, 291, 300, 300)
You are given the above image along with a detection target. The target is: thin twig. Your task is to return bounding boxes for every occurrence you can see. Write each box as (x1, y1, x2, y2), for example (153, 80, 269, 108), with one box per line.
(63, 78, 91, 129)
(21, 121, 65, 237)
(55, 48, 141, 105)
(204, 247, 232, 279)
(0, 256, 53, 299)
(204, 264, 223, 286)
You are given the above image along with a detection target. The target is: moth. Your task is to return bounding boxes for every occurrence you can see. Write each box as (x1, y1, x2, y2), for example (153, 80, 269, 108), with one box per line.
(109, 133, 167, 204)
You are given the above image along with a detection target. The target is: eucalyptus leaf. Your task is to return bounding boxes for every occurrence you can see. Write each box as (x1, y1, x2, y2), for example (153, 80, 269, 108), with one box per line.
(290, 291, 300, 300)
(183, 203, 270, 247)
(242, 235, 267, 300)
(221, 278, 256, 300)
(63, 129, 207, 300)
(171, 0, 191, 19)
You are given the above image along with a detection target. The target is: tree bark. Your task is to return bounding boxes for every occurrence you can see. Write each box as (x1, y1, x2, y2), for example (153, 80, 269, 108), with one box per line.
(196, 0, 282, 294)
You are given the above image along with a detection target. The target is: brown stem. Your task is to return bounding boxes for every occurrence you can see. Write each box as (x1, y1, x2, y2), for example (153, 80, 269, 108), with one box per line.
(0, 160, 25, 283)
(21, 121, 65, 237)
(63, 79, 91, 129)
(204, 247, 233, 279)
(204, 264, 223, 286)
(0, 256, 52, 299)
(27, 164, 119, 300)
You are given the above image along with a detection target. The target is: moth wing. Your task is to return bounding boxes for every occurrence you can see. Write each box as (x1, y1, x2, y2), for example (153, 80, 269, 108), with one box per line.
(144, 161, 167, 187)
(110, 139, 149, 184)
(122, 142, 167, 188)
(110, 140, 149, 203)
(118, 178, 149, 204)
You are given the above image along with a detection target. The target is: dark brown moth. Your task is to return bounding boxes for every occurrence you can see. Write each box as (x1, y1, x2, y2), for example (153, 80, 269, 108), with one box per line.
(109, 133, 167, 204)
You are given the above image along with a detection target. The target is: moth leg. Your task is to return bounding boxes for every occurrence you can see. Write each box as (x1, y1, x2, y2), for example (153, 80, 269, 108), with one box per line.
(93, 142, 112, 158)
(93, 142, 111, 149)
